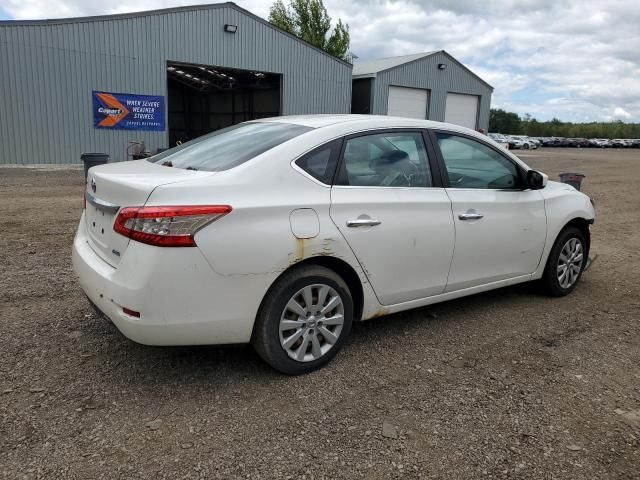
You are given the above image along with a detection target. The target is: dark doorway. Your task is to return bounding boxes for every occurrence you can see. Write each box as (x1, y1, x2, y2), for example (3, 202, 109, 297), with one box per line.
(351, 78, 372, 114)
(167, 61, 281, 147)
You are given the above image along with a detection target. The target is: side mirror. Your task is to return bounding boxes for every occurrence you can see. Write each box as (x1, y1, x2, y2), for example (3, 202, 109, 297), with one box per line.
(527, 170, 548, 190)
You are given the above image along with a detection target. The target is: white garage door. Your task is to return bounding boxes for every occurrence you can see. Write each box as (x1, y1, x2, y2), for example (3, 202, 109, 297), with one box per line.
(445, 93, 479, 129)
(387, 86, 428, 119)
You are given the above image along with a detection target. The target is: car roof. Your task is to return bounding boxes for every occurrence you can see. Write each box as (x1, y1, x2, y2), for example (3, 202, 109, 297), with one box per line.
(254, 114, 530, 165)
(255, 114, 480, 134)
(256, 114, 367, 128)
(247, 114, 531, 173)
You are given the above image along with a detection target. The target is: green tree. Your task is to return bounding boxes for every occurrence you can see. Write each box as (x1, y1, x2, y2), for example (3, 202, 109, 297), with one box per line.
(524, 118, 544, 137)
(489, 108, 522, 134)
(268, 0, 350, 61)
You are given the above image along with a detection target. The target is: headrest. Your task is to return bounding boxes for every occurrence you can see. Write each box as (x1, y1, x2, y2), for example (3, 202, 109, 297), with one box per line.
(371, 149, 409, 169)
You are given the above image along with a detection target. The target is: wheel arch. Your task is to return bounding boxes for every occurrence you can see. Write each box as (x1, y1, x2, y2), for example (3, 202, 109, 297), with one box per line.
(538, 216, 592, 295)
(561, 217, 591, 256)
(255, 256, 364, 331)
(539, 216, 592, 279)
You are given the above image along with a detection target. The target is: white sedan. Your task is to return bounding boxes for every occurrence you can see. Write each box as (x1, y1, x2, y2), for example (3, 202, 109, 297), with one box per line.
(73, 115, 595, 374)
(510, 135, 538, 150)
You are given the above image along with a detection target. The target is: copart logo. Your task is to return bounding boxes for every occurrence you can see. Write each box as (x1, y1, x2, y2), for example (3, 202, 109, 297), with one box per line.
(94, 92, 130, 128)
(97, 107, 123, 116)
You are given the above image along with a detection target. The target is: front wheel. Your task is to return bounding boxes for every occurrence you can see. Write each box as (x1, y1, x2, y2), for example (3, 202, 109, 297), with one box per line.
(252, 265, 353, 375)
(540, 226, 587, 296)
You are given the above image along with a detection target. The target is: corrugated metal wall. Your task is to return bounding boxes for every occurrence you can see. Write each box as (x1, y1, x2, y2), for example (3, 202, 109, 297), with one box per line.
(370, 51, 492, 131)
(0, 4, 352, 164)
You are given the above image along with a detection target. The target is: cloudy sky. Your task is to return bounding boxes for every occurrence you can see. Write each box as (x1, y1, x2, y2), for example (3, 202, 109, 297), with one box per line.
(1, 0, 638, 123)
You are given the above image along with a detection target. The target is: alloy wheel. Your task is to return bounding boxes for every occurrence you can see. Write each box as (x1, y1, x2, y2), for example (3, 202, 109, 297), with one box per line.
(279, 284, 345, 362)
(557, 237, 583, 288)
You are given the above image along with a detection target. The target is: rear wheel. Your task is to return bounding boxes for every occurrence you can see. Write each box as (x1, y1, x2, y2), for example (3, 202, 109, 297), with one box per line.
(541, 226, 587, 296)
(252, 265, 353, 375)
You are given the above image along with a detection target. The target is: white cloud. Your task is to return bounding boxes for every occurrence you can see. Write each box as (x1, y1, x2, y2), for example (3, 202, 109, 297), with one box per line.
(613, 107, 632, 120)
(1, 0, 638, 122)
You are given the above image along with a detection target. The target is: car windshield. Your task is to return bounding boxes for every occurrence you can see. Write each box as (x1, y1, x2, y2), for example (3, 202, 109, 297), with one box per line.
(149, 122, 313, 171)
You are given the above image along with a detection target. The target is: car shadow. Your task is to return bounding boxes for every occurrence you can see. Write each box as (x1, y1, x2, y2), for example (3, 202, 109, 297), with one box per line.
(351, 281, 540, 339)
(79, 281, 542, 387)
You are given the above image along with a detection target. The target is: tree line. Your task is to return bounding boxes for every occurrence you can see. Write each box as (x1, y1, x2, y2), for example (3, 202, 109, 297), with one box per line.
(489, 108, 640, 139)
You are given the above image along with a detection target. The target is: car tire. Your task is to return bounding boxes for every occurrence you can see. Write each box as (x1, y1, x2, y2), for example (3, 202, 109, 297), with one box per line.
(252, 265, 354, 375)
(524, 143, 530, 149)
(540, 226, 587, 297)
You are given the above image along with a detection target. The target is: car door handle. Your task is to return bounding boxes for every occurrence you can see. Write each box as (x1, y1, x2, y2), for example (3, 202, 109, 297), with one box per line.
(346, 219, 382, 227)
(458, 212, 484, 221)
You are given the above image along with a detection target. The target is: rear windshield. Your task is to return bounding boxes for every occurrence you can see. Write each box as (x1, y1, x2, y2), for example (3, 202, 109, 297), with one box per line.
(149, 122, 313, 171)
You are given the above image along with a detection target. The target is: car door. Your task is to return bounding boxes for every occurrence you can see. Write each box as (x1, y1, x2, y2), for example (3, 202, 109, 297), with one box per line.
(430, 130, 547, 292)
(329, 129, 455, 305)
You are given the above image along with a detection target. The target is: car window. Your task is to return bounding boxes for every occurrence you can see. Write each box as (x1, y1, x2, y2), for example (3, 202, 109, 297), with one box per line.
(150, 122, 313, 172)
(295, 140, 340, 184)
(338, 132, 432, 187)
(436, 133, 522, 189)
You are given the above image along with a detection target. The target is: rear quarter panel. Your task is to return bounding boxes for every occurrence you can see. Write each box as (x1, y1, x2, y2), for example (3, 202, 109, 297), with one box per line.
(144, 134, 382, 320)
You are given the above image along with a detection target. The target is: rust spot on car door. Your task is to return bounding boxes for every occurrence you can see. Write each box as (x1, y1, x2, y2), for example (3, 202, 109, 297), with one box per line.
(368, 307, 389, 319)
(296, 237, 305, 261)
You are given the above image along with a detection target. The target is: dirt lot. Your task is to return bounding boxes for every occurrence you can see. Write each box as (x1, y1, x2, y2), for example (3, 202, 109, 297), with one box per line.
(1, 148, 639, 479)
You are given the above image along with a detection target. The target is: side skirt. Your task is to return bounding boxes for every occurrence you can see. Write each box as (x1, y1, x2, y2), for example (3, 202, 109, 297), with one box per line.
(360, 274, 533, 321)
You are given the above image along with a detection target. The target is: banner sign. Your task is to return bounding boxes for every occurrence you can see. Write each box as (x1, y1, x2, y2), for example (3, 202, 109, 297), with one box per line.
(92, 91, 165, 131)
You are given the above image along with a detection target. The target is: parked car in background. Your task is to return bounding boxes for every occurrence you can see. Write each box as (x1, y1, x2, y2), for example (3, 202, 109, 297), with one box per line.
(510, 135, 538, 149)
(487, 133, 511, 149)
(502, 135, 523, 149)
(73, 115, 596, 374)
(527, 137, 640, 148)
(541, 137, 561, 147)
(573, 138, 591, 148)
(491, 134, 515, 148)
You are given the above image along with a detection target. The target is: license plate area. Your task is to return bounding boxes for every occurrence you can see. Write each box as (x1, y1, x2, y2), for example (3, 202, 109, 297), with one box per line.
(84, 199, 129, 266)
(86, 206, 114, 242)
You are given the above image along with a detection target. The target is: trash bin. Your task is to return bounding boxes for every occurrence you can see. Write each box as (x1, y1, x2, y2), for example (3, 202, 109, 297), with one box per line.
(559, 173, 585, 191)
(81, 153, 109, 181)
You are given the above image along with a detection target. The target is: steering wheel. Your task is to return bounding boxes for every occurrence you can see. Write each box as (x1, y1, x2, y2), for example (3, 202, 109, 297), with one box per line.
(448, 172, 465, 186)
(380, 161, 419, 187)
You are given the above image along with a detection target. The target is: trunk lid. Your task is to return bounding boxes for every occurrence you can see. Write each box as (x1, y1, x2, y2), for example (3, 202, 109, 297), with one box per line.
(84, 160, 216, 266)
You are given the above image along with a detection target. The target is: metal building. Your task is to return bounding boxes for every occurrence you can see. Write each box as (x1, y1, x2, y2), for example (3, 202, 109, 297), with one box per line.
(351, 51, 493, 131)
(0, 3, 352, 165)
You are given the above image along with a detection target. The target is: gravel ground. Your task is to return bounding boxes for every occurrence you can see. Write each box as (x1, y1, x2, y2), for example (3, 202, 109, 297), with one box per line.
(1, 148, 639, 479)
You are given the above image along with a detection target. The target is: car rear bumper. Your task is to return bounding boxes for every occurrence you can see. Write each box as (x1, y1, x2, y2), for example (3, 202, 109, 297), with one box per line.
(72, 213, 272, 346)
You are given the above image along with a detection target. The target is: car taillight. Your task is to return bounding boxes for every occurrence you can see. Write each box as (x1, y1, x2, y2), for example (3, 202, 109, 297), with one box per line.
(113, 205, 232, 247)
